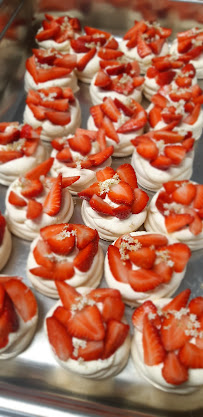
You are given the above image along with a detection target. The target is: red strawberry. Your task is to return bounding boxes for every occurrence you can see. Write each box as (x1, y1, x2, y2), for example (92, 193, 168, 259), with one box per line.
(4, 279, 37, 322)
(165, 243, 191, 272)
(179, 342, 203, 369)
(164, 145, 186, 165)
(8, 191, 27, 207)
(20, 179, 43, 198)
(37, 67, 72, 83)
(71, 38, 91, 53)
(2, 293, 19, 333)
(46, 316, 73, 361)
(189, 296, 203, 317)
(53, 306, 71, 327)
(88, 146, 113, 167)
(67, 305, 105, 341)
(149, 106, 162, 127)
(77, 48, 97, 71)
(33, 239, 54, 269)
(136, 138, 159, 161)
(36, 20, 60, 42)
(189, 210, 202, 235)
(25, 157, 54, 180)
(72, 224, 98, 249)
(28, 103, 46, 121)
(0, 214, 6, 246)
(151, 93, 167, 108)
(84, 26, 110, 39)
(108, 244, 131, 284)
(124, 20, 147, 40)
(128, 269, 164, 292)
(23, 138, 39, 156)
(78, 183, 103, 201)
(54, 53, 77, 70)
(102, 116, 119, 143)
(42, 98, 70, 112)
(117, 112, 147, 133)
(45, 110, 71, 126)
(132, 300, 161, 332)
(172, 183, 196, 205)
(55, 282, 80, 310)
(142, 315, 166, 366)
(129, 247, 156, 269)
(68, 134, 91, 156)
(150, 38, 165, 55)
(102, 319, 129, 359)
(0, 127, 20, 145)
(102, 296, 125, 322)
(151, 155, 172, 170)
(94, 70, 111, 88)
(152, 130, 184, 144)
(40, 223, 75, 255)
(0, 312, 9, 348)
(43, 173, 62, 216)
(193, 185, 203, 209)
(101, 97, 120, 122)
(160, 313, 191, 351)
(116, 164, 138, 189)
(108, 181, 134, 206)
(73, 240, 98, 272)
(162, 288, 191, 312)
(30, 262, 74, 281)
(74, 339, 104, 361)
(97, 48, 123, 60)
(96, 166, 115, 182)
(165, 213, 194, 233)
(135, 233, 168, 248)
(131, 188, 149, 214)
(162, 352, 188, 385)
(153, 261, 173, 283)
(175, 75, 192, 88)
(90, 105, 103, 128)
(147, 66, 159, 78)
(26, 199, 43, 219)
(89, 194, 114, 216)
(0, 150, 23, 163)
(56, 147, 73, 163)
(26, 56, 39, 84)
(178, 38, 192, 53)
(156, 70, 176, 86)
(96, 127, 106, 150)
(137, 34, 152, 57)
(0, 284, 5, 314)
(113, 204, 131, 220)
(114, 98, 134, 117)
(163, 180, 188, 194)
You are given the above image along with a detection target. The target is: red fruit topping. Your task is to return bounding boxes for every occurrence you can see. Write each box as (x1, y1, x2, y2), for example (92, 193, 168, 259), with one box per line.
(40, 224, 75, 255)
(102, 296, 125, 322)
(160, 314, 191, 351)
(172, 183, 196, 205)
(193, 185, 203, 209)
(90, 105, 103, 128)
(102, 319, 129, 359)
(0, 150, 23, 163)
(68, 134, 91, 156)
(165, 213, 194, 233)
(8, 191, 27, 207)
(25, 157, 54, 180)
(151, 155, 172, 170)
(162, 352, 188, 385)
(131, 188, 149, 214)
(129, 269, 164, 292)
(96, 166, 115, 182)
(53, 306, 71, 327)
(116, 164, 138, 189)
(55, 282, 80, 310)
(43, 173, 62, 216)
(137, 34, 152, 57)
(77, 47, 97, 71)
(26, 200, 43, 219)
(102, 116, 119, 142)
(46, 316, 73, 361)
(67, 305, 105, 341)
(162, 288, 191, 312)
(20, 179, 43, 198)
(108, 181, 134, 206)
(101, 97, 120, 122)
(135, 233, 168, 247)
(136, 138, 159, 161)
(108, 245, 131, 284)
(129, 247, 156, 269)
(143, 316, 166, 366)
(89, 194, 114, 216)
(74, 340, 104, 361)
(4, 279, 37, 322)
(73, 240, 98, 272)
(94, 70, 111, 88)
(166, 243, 191, 272)
(179, 342, 203, 369)
(33, 239, 54, 269)
(164, 145, 186, 165)
(88, 146, 114, 167)
(153, 261, 173, 283)
(45, 110, 71, 126)
(189, 296, 203, 317)
(132, 300, 161, 331)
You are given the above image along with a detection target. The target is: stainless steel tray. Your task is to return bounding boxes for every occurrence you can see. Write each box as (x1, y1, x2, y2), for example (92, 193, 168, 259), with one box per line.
(0, 13, 203, 417)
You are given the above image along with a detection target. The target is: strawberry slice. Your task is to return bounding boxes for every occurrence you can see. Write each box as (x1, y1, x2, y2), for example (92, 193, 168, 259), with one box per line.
(124, 20, 147, 40)
(73, 340, 104, 361)
(67, 305, 105, 341)
(172, 183, 196, 205)
(101, 97, 120, 122)
(134, 234, 168, 248)
(56, 147, 73, 163)
(88, 146, 113, 167)
(189, 296, 203, 317)
(37, 67, 72, 83)
(164, 145, 186, 165)
(136, 138, 159, 161)
(77, 47, 97, 72)
(23, 139, 39, 157)
(102, 116, 119, 143)
(88, 288, 121, 302)
(90, 105, 104, 128)
(94, 70, 111, 88)
(46, 316, 73, 361)
(30, 262, 74, 281)
(78, 183, 103, 201)
(150, 38, 165, 55)
(53, 306, 71, 327)
(108, 181, 134, 206)
(151, 94, 167, 108)
(102, 296, 125, 322)
(137, 34, 152, 57)
(0, 284, 5, 314)
(151, 155, 172, 170)
(153, 261, 173, 283)
(72, 224, 98, 249)
(128, 269, 164, 292)
(73, 240, 98, 272)
(40, 223, 75, 255)
(179, 342, 203, 369)
(178, 38, 192, 53)
(156, 70, 176, 86)
(160, 313, 191, 351)
(152, 130, 184, 144)
(84, 26, 110, 39)
(0, 150, 22, 163)
(184, 103, 201, 125)
(55, 282, 80, 310)
(165, 213, 194, 233)
(2, 293, 19, 333)
(36, 20, 60, 42)
(131, 188, 149, 214)
(89, 194, 114, 216)
(26, 199, 43, 219)
(4, 279, 37, 322)
(96, 166, 115, 182)
(62, 176, 80, 188)
(116, 164, 138, 189)
(0, 312, 10, 348)
(8, 191, 27, 207)
(117, 112, 147, 133)
(45, 110, 71, 126)
(97, 48, 123, 60)
(113, 204, 131, 219)
(142, 315, 166, 366)
(175, 75, 192, 88)
(26, 56, 39, 84)
(193, 185, 203, 210)
(132, 300, 161, 332)
(189, 210, 202, 235)
(102, 319, 129, 359)
(54, 54, 77, 70)
(42, 98, 69, 112)
(33, 239, 54, 269)
(21, 179, 43, 198)
(162, 288, 191, 312)
(28, 103, 46, 121)
(162, 352, 188, 385)
(25, 157, 54, 180)
(43, 173, 62, 216)
(149, 106, 162, 128)
(0, 127, 20, 145)
(68, 134, 91, 156)
(129, 247, 156, 269)
(163, 180, 188, 194)
(114, 98, 134, 117)
(108, 244, 131, 283)
(165, 243, 191, 272)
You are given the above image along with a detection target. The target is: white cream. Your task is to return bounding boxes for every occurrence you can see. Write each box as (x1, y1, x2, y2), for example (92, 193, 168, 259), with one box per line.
(36, 38, 71, 53)
(144, 188, 203, 251)
(69, 49, 101, 84)
(0, 227, 12, 271)
(24, 70, 79, 94)
(170, 39, 203, 79)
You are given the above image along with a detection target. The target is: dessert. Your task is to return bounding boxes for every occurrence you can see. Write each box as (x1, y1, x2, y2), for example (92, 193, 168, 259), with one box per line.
(144, 57, 197, 101)
(0, 275, 38, 359)
(131, 289, 203, 393)
(0, 212, 12, 271)
(87, 98, 147, 157)
(27, 223, 104, 298)
(145, 180, 203, 251)
(79, 164, 149, 241)
(50, 128, 114, 194)
(131, 129, 195, 192)
(119, 20, 171, 74)
(25, 48, 79, 93)
(23, 87, 81, 142)
(89, 60, 144, 105)
(35, 14, 81, 52)
(5, 158, 75, 241)
(70, 26, 120, 83)
(0, 122, 48, 186)
(45, 282, 131, 378)
(170, 27, 203, 79)
(147, 86, 203, 141)
(105, 231, 191, 306)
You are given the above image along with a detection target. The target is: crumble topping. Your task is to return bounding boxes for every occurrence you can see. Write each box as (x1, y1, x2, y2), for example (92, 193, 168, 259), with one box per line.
(155, 249, 174, 267)
(56, 227, 76, 240)
(72, 338, 87, 358)
(119, 234, 142, 261)
(99, 173, 120, 194)
(70, 295, 96, 314)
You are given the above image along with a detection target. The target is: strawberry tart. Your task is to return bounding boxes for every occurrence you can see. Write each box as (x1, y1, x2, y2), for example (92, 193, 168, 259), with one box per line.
(0, 122, 48, 186)
(45, 283, 131, 378)
(145, 180, 203, 251)
(35, 14, 81, 52)
(70, 26, 120, 83)
(89, 60, 144, 105)
(105, 231, 191, 306)
(50, 128, 113, 194)
(87, 98, 147, 157)
(25, 48, 79, 93)
(0, 276, 38, 359)
(0, 212, 12, 272)
(131, 129, 195, 192)
(23, 87, 81, 142)
(5, 158, 75, 241)
(119, 20, 171, 74)
(170, 27, 203, 79)
(131, 289, 203, 393)
(79, 164, 149, 241)
(27, 224, 104, 298)
(147, 86, 203, 141)
(144, 56, 197, 101)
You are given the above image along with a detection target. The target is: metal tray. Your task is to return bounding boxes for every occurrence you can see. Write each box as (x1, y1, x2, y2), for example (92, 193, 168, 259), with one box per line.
(0, 20, 203, 417)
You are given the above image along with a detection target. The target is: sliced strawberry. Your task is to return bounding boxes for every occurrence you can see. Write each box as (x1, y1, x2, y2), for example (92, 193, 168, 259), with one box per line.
(78, 183, 103, 201)
(26, 56, 39, 84)
(193, 185, 203, 210)
(150, 38, 165, 55)
(108, 244, 131, 283)
(45, 110, 70, 126)
(113, 204, 131, 220)
(37, 67, 72, 84)
(149, 106, 162, 128)
(160, 313, 191, 351)
(33, 239, 54, 269)
(132, 300, 161, 332)
(172, 183, 196, 205)
(117, 112, 147, 133)
(71, 38, 90, 53)
(84, 26, 110, 39)
(72, 339, 103, 361)
(73, 240, 98, 272)
(53, 306, 71, 327)
(26, 199, 43, 219)
(0, 284, 5, 314)
(4, 279, 37, 322)
(0, 150, 23, 163)
(153, 261, 173, 283)
(137, 34, 152, 57)
(2, 293, 19, 333)
(178, 38, 192, 53)
(129, 268, 164, 292)
(72, 224, 98, 249)
(156, 70, 176, 86)
(184, 103, 201, 125)
(43, 173, 62, 216)
(30, 262, 74, 281)
(0, 128, 20, 145)
(116, 164, 138, 189)
(42, 98, 70, 112)
(98, 48, 123, 60)
(108, 181, 134, 206)
(152, 130, 184, 144)
(36, 20, 60, 42)
(114, 98, 134, 117)
(135, 234, 168, 248)
(136, 138, 159, 161)
(102, 296, 125, 322)
(55, 281, 80, 310)
(159, 27, 172, 38)
(142, 315, 166, 366)
(62, 176, 80, 188)
(23, 138, 39, 157)
(101, 97, 120, 122)
(46, 316, 73, 361)
(54, 53, 77, 70)
(0, 312, 9, 348)
(77, 47, 97, 72)
(25, 157, 53, 180)
(88, 146, 113, 167)
(102, 116, 119, 143)
(189, 296, 203, 317)
(165, 243, 191, 272)
(151, 155, 172, 170)
(162, 288, 191, 312)
(96, 166, 115, 182)
(56, 147, 73, 163)
(165, 213, 194, 233)
(147, 66, 159, 78)
(8, 191, 27, 207)
(164, 145, 186, 165)
(28, 103, 46, 121)
(20, 179, 43, 198)
(89, 194, 114, 216)
(162, 352, 188, 385)
(179, 342, 203, 369)
(189, 210, 202, 235)
(88, 288, 121, 302)
(94, 70, 111, 88)
(90, 105, 103, 128)
(124, 20, 147, 40)
(129, 247, 156, 269)
(163, 180, 188, 194)
(131, 188, 149, 214)
(67, 305, 105, 341)
(40, 223, 75, 255)
(68, 134, 91, 156)
(102, 319, 129, 359)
